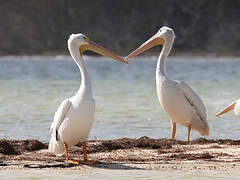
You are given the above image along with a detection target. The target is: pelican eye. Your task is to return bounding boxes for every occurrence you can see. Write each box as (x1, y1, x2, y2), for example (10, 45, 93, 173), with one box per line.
(83, 36, 89, 42)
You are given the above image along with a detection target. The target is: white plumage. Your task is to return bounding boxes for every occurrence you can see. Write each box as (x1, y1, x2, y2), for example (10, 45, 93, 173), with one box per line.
(157, 79, 209, 136)
(49, 98, 95, 156)
(126, 26, 209, 141)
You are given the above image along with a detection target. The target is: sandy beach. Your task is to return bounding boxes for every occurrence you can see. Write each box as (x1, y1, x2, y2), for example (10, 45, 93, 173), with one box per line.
(0, 136, 240, 171)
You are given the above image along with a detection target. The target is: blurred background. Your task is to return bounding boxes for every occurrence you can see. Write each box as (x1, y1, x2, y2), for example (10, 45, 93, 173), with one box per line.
(1, 0, 240, 56)
(1, 1, 240, 142)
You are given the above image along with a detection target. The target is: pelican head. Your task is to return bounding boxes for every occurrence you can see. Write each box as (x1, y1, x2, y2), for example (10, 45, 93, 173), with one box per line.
(126, 26, 175, 59)
(68, 33, 127, 64)
(158, 26, 175, 43)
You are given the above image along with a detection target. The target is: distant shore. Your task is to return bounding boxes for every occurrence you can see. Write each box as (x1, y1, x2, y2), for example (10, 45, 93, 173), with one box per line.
(2, 1, 240, 59)
(1, 137, 240, 171)
(0, 52, 240, 60)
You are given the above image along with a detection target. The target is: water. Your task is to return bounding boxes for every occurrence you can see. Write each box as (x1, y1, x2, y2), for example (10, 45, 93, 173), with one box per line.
(0, 56, 240, 141)
(1, 56, 240, 179)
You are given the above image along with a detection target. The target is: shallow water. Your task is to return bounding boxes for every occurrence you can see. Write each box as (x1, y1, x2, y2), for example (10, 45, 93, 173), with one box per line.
(0, 56, 240, 142)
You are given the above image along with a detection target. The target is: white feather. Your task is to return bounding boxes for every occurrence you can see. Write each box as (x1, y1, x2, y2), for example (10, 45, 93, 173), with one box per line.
(49, 99, 71, 156)
(177, 81, 209, 135)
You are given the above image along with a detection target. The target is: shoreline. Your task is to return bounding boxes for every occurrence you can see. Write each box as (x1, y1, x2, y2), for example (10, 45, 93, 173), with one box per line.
(1, 137, 240, 171)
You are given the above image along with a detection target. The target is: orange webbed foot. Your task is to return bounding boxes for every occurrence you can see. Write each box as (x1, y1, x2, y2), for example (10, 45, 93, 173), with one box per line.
(65, 159, 80, 165)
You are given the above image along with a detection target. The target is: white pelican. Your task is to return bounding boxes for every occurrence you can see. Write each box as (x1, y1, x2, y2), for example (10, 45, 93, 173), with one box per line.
(49, 33, 127, 165)
(125, 26, 209, 141)
(216, 99, 240, 119)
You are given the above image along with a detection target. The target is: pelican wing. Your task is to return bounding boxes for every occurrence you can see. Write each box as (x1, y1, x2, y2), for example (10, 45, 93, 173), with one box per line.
(177, 81, 206, 122)
(50, 99, 71, 133)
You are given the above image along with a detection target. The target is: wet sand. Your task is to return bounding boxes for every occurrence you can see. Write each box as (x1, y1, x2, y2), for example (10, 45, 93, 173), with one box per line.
(0, 136, 240, 171)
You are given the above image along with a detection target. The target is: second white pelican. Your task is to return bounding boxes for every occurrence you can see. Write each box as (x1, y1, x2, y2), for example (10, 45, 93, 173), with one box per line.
(49, 33, 127, 165)
(126, 26, 209, 141)
(216, 98, 240, 119)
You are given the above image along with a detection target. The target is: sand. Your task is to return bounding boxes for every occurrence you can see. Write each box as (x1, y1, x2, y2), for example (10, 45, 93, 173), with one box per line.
(0, 136, 240, 171)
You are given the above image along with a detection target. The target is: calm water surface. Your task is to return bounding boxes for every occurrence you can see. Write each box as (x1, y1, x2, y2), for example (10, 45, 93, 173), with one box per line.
(0, 56, 240, 141)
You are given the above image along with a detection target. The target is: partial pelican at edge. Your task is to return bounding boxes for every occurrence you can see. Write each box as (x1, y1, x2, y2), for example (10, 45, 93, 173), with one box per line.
(216, 98, 240, 119)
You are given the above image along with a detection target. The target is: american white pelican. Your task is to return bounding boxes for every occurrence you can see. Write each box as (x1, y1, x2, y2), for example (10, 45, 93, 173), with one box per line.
(49, 33, 127, 165)
(216, 99, 240, 119)
(125, 26, 209, 141)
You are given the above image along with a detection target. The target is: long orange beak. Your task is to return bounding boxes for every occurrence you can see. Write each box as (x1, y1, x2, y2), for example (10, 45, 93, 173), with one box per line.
(216, 100, 237, 117)
(80, 41, 128, 64)
(125, 33, 164, 59)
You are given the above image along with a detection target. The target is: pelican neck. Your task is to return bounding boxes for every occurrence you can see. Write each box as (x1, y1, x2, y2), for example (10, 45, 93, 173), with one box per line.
(68, 44, 93, 99)
(156, 39, 173, 77)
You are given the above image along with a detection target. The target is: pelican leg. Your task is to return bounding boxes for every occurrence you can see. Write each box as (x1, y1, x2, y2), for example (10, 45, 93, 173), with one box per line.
(80, 142, 97, 165)
(187, 125, 191, 142)
(171, 122, 176, 139)
(64, 143, 79, 165)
